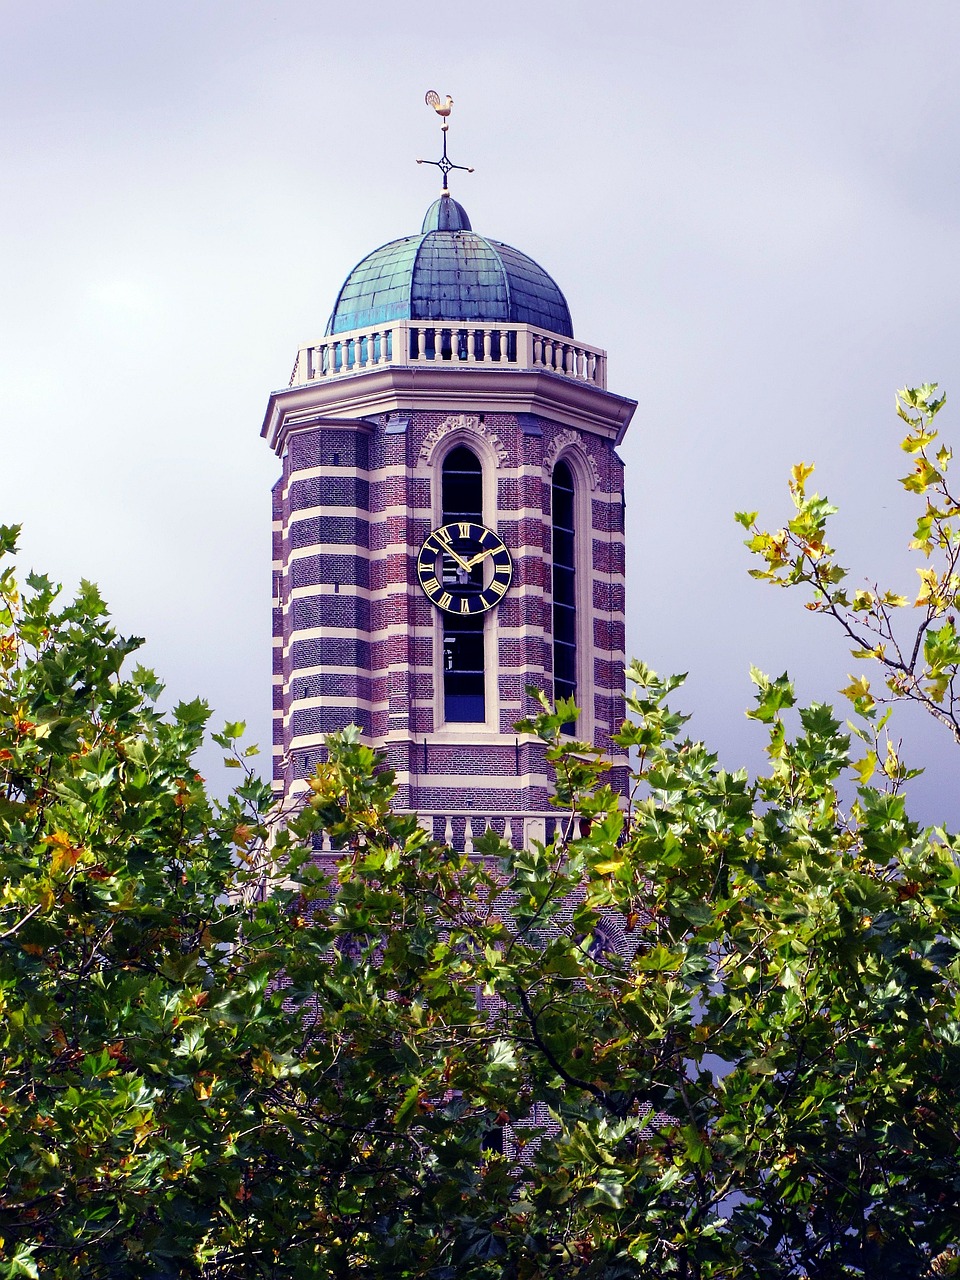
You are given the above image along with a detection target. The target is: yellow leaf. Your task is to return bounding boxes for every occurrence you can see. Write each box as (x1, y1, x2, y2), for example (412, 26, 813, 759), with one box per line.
(852, 751, 877, 784)
(915, 567, 940, 606)
(46, 831, 83, 875)
(840, 675, 874, 712)
(593, 860, 623, 877)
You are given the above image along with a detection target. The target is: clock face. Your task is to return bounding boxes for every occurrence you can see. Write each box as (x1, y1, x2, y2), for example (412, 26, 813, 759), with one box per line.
(417, 522, 513, 615)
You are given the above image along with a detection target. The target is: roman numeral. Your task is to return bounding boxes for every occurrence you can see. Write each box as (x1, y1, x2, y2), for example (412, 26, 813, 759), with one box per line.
(459, 598, 471, 613)
(489, 579, 507, 597)
(422, 577, 440, 595)
(458, 522, 471, 538)
(437, 592, 453, 610)
(435, 526, 453, 546)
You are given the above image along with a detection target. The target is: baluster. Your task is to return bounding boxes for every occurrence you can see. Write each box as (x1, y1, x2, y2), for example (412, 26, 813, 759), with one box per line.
(575, 348, 584, 379)
(443, 815, 453, 846)
(417, 328, 427, 360)
(544, 339, 554, 370)
(483, 328, 492, 361)
(571, 816, 582, 840)
(533, 334, 543, 366)
(321, 830, 332, 853)
(564, 344, 573, 375)
(503, 816, 514, 847)
(433, 327, 442, 360)
(467, 329, 476, 361)
(464, 815, 474, 855)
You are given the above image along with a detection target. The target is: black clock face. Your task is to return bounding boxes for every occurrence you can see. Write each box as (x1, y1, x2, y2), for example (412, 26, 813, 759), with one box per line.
(417, 522, 513, 615)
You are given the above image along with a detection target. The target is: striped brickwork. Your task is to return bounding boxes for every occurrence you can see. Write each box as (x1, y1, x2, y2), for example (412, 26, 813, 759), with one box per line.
(263, 352, 637, 835)
(270, 402, 628, 822)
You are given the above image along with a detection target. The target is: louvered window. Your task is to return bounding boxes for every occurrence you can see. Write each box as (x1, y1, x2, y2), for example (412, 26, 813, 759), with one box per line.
(442, 446, 485, 723)
(552, 461, 577, 715)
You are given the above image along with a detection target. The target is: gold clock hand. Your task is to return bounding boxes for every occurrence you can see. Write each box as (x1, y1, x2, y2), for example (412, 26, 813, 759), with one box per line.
(465, 545, 498, 569)
(426, 535, 472, 573)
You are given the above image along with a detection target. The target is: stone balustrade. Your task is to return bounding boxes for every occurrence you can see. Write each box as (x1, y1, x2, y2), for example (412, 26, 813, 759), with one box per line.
(289, 321, 607, 391)
(311, 810, 584, 854)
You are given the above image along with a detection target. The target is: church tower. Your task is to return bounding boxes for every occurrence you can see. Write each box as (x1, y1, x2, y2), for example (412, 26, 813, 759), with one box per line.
(261, 103, 636, 849)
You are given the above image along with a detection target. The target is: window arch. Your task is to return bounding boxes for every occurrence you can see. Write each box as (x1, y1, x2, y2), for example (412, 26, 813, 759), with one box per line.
(552, 460, 577, 714)
(441, 444, 482, 519)
(441, 445, 485, 723)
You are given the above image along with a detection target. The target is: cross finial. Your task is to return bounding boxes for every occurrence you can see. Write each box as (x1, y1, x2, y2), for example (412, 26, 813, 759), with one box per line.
(417, 91, 474, 196)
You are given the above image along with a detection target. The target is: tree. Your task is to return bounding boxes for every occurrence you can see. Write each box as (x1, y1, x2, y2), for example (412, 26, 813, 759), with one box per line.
(5, 389, 960, 1279)
(0, 524, 529, 1276)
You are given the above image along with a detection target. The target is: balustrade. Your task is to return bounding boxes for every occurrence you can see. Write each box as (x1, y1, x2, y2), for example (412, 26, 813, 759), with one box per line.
(290, 321, 607, 390)
(307, 811, 580, 855)
(412, 810, 581, 853)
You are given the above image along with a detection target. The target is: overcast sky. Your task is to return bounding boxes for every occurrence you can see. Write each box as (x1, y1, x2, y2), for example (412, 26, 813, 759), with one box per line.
(2, 1, 960, 822)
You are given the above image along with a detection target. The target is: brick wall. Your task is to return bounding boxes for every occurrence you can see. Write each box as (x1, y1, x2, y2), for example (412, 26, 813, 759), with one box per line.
(272, 407, 627, 819)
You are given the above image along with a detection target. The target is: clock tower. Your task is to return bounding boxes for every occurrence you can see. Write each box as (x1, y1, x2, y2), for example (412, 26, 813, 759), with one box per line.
(261, 119, 636, 850)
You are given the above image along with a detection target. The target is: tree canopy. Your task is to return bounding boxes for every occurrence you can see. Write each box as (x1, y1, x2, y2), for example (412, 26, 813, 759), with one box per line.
(4, 390, 960, 1277)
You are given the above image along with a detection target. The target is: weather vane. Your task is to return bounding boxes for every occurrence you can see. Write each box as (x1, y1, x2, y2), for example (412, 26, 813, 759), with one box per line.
(417, 90, 474, 196)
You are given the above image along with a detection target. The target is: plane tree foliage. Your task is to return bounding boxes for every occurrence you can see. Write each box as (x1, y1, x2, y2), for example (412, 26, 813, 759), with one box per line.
(739, 383, 960, 762)
(3, 380, 960, 1279)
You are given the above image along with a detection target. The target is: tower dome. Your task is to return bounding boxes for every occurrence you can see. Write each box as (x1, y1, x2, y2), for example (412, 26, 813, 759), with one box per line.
(325, 196, 574, 339)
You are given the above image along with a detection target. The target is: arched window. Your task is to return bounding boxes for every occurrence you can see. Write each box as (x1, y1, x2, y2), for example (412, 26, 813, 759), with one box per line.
(552, 460, 577, 713)
(441, 446, 485, 723)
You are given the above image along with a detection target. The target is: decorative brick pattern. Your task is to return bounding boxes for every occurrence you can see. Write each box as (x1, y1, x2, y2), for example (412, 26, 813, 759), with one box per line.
(269, 392, 631, 829)
(289, 475, 369, 510)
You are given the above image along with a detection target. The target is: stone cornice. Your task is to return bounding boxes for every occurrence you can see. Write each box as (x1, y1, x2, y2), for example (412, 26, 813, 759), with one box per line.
(261, 366, 637, 455)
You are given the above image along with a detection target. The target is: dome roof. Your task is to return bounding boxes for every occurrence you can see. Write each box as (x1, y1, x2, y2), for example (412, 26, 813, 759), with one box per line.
(325, 196, 573, 338)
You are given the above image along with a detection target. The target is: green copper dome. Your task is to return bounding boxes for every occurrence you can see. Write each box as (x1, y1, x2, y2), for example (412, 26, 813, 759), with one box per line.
(325, 197, 574, 338)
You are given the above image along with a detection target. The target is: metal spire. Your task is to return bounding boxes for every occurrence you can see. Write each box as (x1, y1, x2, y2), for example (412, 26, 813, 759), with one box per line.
(417, 91, 474, 196)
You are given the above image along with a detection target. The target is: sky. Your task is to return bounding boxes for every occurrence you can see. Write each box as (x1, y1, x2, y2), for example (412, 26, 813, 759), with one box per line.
(2, 0, 960, 823)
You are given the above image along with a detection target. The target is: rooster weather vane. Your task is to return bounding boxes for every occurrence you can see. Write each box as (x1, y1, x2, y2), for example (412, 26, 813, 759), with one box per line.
(417, 90, 474, 196)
